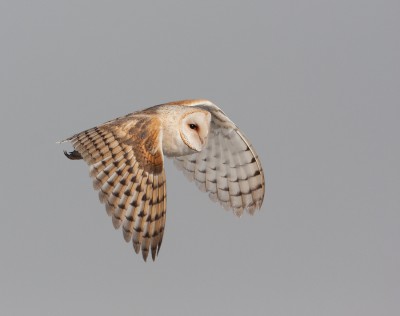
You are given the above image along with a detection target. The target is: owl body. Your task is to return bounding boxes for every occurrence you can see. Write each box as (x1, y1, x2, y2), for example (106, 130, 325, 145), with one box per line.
(61, 99, 265, 261)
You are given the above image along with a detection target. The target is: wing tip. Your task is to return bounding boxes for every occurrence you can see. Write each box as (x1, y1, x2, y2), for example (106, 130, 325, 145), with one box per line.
(63, 149, 83, 160)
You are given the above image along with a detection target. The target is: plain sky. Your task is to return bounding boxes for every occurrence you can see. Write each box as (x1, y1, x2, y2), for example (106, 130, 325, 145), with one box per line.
(1, 1, 399, 315)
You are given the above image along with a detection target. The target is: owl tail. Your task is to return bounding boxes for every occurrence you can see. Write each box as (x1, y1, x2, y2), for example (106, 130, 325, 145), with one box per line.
(63, 150, 83, 160)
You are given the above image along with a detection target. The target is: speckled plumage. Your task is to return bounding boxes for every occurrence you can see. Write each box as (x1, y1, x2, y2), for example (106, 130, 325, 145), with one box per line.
(60, 99, 265, 261)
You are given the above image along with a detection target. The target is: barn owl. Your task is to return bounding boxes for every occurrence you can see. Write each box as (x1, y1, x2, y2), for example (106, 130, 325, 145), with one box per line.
(60, 99, 265, 261)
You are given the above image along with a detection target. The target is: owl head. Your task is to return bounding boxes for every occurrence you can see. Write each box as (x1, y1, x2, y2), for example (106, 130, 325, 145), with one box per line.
(179, 110, 211, 152)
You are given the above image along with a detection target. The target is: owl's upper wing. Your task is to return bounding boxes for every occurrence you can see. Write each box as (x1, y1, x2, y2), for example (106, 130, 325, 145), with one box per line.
(63, 114, 166, 261)
(174, 103, 265, 216)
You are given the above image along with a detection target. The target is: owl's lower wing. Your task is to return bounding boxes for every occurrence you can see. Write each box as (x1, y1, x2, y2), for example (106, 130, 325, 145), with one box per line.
(63, 115, 166, 261)
(174, 105, 265, 216)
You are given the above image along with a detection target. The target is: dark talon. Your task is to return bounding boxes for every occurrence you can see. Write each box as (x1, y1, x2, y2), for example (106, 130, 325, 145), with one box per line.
(63, 150, 83, 160)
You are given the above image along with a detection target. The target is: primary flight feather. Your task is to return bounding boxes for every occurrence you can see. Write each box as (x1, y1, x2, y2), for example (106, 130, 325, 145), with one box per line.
(60, 99, 265, 261)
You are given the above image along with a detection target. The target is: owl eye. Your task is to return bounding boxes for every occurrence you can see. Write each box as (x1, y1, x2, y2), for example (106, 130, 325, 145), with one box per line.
(189, 124, 198, 130)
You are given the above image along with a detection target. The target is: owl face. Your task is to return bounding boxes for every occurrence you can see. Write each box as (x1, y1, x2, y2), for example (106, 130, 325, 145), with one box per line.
(179, 111, 211, 152)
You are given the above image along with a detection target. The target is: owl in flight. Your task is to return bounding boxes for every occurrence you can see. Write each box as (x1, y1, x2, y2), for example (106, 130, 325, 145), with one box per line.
(60, 99, 265, 261)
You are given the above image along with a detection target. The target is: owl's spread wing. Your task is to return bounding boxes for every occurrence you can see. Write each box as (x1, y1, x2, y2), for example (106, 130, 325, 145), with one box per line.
(64, 115, 166, 261)
(174, 104, 265, 216)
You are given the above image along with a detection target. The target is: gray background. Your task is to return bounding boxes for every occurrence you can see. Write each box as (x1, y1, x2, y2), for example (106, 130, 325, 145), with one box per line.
(1, 1, 399, 315)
